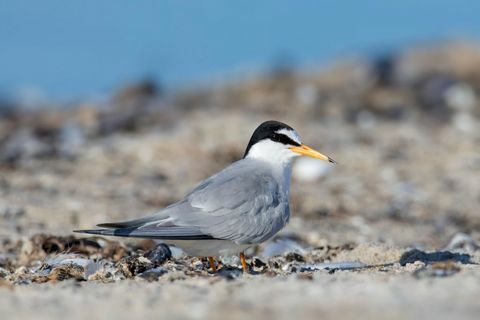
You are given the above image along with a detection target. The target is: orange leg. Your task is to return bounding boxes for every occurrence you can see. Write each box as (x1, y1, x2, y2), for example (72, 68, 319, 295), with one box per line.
(239, 252, 248, 272)
(208, 257, 217, 273)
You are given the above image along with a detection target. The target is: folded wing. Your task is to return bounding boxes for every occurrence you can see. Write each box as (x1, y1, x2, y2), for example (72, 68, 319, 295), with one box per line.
(75, 159, 288, 244)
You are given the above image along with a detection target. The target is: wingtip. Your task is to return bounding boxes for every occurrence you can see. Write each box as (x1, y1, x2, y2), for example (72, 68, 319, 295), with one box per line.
(73, 229, 104, 235)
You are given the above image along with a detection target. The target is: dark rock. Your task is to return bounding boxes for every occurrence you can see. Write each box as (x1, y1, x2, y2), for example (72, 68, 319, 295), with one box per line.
(399, 249, 471, 266)
(252, 257, 268, 273)
(144, 244, 172, 265)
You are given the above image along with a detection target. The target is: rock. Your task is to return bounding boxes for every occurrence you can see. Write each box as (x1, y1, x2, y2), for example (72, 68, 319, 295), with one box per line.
(218, 267, 243, 280)
(252, 257, 268, 273)
(404, 261, 426, 272)
(143, 244, 172, 265)
(284, 252, 305, 263)
(138, 267, 168, 282)
(399, 249, 471, 266)
(120, 256, 154, 277)
(35, 254, 104, 282)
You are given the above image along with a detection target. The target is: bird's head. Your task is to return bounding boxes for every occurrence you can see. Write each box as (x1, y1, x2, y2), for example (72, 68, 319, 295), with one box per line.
(244, 120, 336, 165)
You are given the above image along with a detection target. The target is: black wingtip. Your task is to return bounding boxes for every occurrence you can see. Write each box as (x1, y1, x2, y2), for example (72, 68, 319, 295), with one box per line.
(97, 223, 121, 228)
(328, 157, 337, 164)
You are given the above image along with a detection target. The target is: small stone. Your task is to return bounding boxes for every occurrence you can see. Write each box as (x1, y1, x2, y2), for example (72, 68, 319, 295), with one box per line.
(138, 267, 168, 282)
(121, 256, 154, 277)
(285, 252, 305, 263)
(404, 261, 426, 272)
(192, 259, 204, 271)
(15, 266, 28, 275)
(252, 257, 268, 273)
(144, 244, 172, 265)
(297, 273, 314, 281)
(218, 267, 243, 280)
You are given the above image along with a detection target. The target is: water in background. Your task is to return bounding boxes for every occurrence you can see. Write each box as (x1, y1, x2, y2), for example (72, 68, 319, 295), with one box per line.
(1, 0, 480, 101)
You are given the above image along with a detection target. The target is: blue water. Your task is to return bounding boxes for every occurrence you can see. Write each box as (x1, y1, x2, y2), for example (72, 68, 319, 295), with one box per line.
(1, 1, 480, 100)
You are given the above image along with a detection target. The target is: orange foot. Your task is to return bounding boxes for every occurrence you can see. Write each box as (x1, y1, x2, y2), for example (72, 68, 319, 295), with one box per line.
(239, 252, 248, 273)
(208, 256, 217, 273)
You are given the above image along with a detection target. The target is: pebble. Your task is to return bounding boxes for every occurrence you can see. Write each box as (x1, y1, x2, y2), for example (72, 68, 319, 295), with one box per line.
(143, 244, 172, 265)
(138, 267, 168, 282)
(218, 267, 243, 280)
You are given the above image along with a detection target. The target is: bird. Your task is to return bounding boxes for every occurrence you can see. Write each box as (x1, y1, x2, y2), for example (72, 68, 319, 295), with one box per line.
(74, 120, 335, 272)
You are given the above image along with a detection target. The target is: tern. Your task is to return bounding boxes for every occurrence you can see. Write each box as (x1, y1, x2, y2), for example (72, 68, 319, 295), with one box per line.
(75, 120, 335, 272)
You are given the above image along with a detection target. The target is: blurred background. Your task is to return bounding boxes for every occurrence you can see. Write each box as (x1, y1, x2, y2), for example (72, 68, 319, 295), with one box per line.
(2, 2, 480, 319)
(2, 1, 480, 101)
(1, 0, 480, 257)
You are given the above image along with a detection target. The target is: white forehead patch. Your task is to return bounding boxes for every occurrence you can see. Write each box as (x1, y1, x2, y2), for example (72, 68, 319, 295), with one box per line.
(276, 128, 301, 144)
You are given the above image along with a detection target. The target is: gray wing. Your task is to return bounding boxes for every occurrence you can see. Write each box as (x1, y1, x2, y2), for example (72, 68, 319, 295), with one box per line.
(168, 160, 290, 244)
(76, 159, 289, 244)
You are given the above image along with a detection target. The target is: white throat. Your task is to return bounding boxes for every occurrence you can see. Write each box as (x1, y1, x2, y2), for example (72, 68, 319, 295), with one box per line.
(245, 139, 298, 166)
(245, 139, 299, 192)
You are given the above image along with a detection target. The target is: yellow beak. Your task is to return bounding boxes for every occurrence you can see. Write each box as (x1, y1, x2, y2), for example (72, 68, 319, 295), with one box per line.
(290, 144, 336, 163)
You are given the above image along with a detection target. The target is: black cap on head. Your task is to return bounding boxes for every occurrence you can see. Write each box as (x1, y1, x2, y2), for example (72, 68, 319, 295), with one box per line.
(243, 120, 301, 158)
